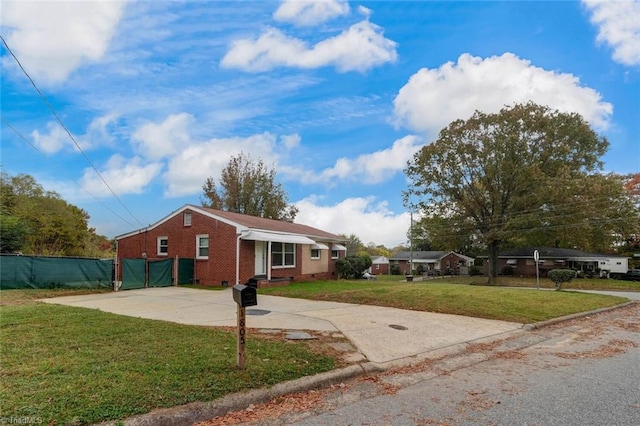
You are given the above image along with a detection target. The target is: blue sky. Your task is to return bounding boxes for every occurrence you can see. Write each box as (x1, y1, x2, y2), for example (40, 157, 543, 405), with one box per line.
(1, 0, 639, 247)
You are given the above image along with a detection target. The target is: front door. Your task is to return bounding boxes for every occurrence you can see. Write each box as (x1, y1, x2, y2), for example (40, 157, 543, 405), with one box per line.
(254, 241, 267, 276)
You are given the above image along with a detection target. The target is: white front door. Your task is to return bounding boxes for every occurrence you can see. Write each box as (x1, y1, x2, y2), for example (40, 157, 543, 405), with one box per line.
(254, 241, 267, 276)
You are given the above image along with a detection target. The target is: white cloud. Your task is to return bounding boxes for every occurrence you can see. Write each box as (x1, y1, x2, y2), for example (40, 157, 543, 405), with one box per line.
(273, 0, 349, 26)
(583, 0, 640, 66)
(132, 113, 194, 160)
(30, 114, 119, 154)
(281, 133, 301, 150)
(31, 122, 68, 154)
(2, 0, 128, 85)
(164, 133, 280, 197)
(221, 20, 397, 73)
(393, 53, 614, 135)
(81, 155, 162, 197)
(296, 196, 410, 247)
(284, 135, 423, 184)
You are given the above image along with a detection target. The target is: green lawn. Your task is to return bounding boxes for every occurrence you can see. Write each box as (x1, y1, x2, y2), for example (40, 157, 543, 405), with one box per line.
(0, 290, 338, 425)
(260, 279, 629, 323)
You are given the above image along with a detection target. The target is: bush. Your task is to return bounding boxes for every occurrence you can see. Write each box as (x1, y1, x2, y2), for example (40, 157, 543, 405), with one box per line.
(500, 265, 514, 276)
(547, 269, 577, 291)
(390, 263, 401, 275)
(335, 254, 373, 279)
(469, 265, 483, 276)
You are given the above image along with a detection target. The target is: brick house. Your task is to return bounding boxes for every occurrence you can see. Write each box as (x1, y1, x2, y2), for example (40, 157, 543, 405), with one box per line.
(389, 251, 474, 275)
(115, 205, 347, 287)
(367, 256, 390, 275)
(493, 246, 629, 277)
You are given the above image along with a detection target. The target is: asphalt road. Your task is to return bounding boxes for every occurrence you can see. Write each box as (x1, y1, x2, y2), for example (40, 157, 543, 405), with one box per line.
(202, 303, 640, 426)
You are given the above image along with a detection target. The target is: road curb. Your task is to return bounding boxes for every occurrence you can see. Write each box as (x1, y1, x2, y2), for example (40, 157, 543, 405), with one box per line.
(522, 300, 637, 331)
(103, 363, 377, 426)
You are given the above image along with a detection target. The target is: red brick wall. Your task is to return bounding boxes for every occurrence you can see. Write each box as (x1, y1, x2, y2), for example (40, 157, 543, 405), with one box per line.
(117, 209, 239, 286)
(117, 208, 342, 286)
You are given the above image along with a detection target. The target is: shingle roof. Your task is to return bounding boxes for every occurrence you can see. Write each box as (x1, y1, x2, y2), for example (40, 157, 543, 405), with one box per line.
(389, 251, 449, 261)
(198, 206, 345, 241)
(498, 246, 619, 258)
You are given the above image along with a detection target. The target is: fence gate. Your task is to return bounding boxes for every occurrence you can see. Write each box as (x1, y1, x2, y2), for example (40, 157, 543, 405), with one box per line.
(149, 259, 173, 287)
(178, 258, 195, 284)
(121, 258, 146, 290)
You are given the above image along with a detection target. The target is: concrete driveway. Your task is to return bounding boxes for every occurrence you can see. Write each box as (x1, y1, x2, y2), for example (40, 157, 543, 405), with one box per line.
(42, 287, 522, 364)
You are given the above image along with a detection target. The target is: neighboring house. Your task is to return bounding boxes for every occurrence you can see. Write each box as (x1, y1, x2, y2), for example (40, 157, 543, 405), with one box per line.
(368, 256, 390, 275)
(389, 251, 474, 275)
(494, 246, 629, 277)
(115, 205, 347, 288)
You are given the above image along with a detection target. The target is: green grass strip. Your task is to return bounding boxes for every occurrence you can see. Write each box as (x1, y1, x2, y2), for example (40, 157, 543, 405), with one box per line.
(0, 303, 335, 424)
(260, 280, 628, 323)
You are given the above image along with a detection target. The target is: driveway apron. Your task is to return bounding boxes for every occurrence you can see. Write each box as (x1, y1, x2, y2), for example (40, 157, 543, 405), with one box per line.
(42, 287, 522, 363)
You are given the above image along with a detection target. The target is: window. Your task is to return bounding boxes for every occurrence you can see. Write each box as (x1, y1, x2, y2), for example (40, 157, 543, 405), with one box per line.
(331, 250, 339, 259)
(184, 212, 192, 226)
(311, 249, 320, 259)
(375, 264, 380, 270)
(196, 235, 209, 259)
(157, 237, 168, 256)
(272, 242, 295, 267)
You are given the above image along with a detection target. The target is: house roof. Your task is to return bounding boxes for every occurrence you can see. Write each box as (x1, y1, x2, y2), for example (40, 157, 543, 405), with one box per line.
(116, 204, 346, 242)
(370, 256, 389, 264)
(389, 251, 475, 263)
(498, 246, 626, 259)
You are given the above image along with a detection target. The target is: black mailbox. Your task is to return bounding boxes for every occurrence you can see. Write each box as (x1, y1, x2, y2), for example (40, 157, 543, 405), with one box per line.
(232, 284, 257, 307)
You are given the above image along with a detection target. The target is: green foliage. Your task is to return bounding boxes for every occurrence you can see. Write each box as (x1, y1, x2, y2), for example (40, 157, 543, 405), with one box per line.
(390, 263, 401, 275)
(335, 254, 373, 279)
(200, 152, 298, 222)
(500, 265, 515, 276)
(404, 102, 623, 284)
(0, 172, 113, 257)
(469, 265, 483, 276)
(0, 215, 29, 253)
(547, 269, 577, 290)
(341, 233, 365, 256)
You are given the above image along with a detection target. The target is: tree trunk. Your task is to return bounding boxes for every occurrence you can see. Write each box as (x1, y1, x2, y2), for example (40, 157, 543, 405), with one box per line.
(487, 240, 500, 285)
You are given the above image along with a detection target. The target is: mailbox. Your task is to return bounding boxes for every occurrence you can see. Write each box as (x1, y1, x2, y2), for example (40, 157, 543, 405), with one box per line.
(232, 284, 257, 307)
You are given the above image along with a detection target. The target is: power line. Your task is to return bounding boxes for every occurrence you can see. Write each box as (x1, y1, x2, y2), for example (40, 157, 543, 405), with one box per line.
(1, 35, 144, 228)
(1, 117, 136, 228)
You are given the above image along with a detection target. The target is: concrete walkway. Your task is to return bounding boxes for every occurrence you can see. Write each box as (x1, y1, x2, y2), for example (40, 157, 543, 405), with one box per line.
(42, 287, 522, 363)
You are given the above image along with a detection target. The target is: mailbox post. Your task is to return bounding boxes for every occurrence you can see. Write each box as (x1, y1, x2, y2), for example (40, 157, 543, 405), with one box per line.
(232, 284, 257, 369)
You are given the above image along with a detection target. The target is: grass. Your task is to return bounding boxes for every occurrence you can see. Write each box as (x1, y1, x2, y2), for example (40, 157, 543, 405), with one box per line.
(1, 275, 634, 423)
(0, 290, 339, 425)
(260, 279, 629, 323)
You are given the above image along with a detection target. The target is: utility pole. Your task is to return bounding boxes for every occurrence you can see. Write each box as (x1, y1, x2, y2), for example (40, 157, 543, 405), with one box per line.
(409, 210, 413, 275)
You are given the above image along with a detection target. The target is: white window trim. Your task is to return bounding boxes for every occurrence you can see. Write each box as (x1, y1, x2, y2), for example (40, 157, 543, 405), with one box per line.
(331, 250, 339, 259)
(310, 248, 320, 260)
(272, 242, 296, 268)
(184, 212, 192, 227)
(196, 234, 209, 260)
(157, 236, 168, 256)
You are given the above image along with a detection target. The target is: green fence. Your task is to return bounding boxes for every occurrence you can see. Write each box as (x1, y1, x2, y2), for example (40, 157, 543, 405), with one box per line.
(0, 255, 113, 290)
(121, 258, 146, 290)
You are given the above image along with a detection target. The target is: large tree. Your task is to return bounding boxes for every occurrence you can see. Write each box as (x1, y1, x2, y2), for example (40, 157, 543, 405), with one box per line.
(404, 102, 639, 284)
(0, 172, 114, 256)
(201, 152, 298, 222)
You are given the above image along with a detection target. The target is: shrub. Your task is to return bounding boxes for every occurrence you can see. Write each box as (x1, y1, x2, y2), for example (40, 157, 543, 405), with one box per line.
(547, 269, 577, 291)
(336, 254, 373, 279)
(390, 263, 401, 275)
(500, 265, 514, 276)
(469, 265, 483, 276)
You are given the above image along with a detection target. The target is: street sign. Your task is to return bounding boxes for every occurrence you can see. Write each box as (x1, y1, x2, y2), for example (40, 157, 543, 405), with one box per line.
(534, 250, 540, 290)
